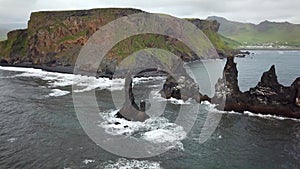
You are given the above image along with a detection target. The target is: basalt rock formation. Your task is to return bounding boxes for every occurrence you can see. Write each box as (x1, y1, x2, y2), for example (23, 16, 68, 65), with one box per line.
(115, 73, 149, 122)
(160, 75, 211, 103)
(0, 8, 236, 76)
(160, 56, 300, 120)
(212, 57, 300, 118)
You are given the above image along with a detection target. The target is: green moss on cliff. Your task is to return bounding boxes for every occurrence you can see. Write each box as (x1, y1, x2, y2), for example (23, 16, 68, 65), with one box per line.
(203, 30, 236, 55)
(0, 29, 28, 61)
(0, 8, 236, 66)
(107, 33, 194, 64)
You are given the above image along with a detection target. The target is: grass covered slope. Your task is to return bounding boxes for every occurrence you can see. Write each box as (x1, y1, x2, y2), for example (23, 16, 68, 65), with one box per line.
(208, 16, 300, 47)
(203, 30, 239, 55)
(0, 8, 237, 73)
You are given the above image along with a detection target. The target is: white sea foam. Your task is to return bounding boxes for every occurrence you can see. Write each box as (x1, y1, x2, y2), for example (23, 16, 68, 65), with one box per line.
(83, 159, 95, 164)
(0, 66, 126, 96)
(202, 101, 300, 122)
(143, 127, 186, 143)
(133, 76, 166, 84)
(0, 66, 167, 97)
(149, 91, 194, 105)
(243, 111, 300, 122)
(0, 66, 45, 73)
(103, 158, 162, 169)
(167, 97, 193, 105)
(99, 110, 186, 151)
(13, 69, 125, 92)
(48, 89, 70, 97)
(7, 137, 17, 143)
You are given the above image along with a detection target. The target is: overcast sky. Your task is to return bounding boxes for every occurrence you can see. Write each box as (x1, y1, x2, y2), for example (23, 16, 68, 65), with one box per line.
(0, 0, 299, 29)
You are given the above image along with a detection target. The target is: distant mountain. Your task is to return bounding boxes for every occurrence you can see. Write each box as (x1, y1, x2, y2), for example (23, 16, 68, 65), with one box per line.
(207, 16, 300, 46)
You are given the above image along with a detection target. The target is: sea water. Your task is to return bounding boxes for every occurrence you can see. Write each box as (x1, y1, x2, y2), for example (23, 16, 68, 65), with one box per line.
(0, 50, 299, 169)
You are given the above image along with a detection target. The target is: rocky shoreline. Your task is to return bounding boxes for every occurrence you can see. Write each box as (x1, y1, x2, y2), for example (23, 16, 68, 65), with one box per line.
(2, 55, 299, 121)
(114, 56, 300, 122)
(159, 56, 300, 119)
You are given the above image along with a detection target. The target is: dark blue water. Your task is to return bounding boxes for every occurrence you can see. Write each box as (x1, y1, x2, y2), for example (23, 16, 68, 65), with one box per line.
(0, 50, 299, 169)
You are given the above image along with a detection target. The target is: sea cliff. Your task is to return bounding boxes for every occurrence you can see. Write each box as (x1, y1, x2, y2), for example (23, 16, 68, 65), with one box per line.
(0, 8, 236, 75)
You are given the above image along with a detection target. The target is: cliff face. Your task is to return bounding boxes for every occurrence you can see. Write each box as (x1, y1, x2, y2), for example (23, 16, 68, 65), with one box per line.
(0, 8, 230, 73)
(188, 19, 220, 32)
(26, 8, 143, 65)
(0, 29, 28, 63)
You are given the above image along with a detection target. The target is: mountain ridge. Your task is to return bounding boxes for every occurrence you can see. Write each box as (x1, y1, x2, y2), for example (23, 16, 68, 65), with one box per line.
(207, 16, 300, 47)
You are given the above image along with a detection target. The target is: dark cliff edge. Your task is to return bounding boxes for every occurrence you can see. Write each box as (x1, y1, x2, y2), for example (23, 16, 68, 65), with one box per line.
(0, 8, 239, 77)
(160, 56, 300, 120)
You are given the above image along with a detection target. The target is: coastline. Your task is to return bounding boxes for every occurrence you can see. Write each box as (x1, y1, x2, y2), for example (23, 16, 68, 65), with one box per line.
(0, 63, 75, 74)
(239, 47, 300, 50)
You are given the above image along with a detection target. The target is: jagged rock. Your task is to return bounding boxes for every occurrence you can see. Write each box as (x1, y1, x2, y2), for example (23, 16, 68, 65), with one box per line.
(124, 56, 300, 120)
(187, 19, 220, 32)
(0, 59, 8, 64)
(292, 78, 300, 107)
(160, 75, 211, 103)
(212, 57, 300, 118)
(115, 73, 149, 122)
(213, 57, 241, 100)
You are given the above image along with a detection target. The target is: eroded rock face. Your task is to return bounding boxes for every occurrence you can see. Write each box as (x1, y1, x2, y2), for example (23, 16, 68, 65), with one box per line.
(115, 74, 149, 122)
(159, 56, 300, 119)
(213, 56, 242, 106)
(212, 57, 300, 118)
(188, 19, 220, 32)
(160, 75, 211, 103)
(292, 78, 300, 107)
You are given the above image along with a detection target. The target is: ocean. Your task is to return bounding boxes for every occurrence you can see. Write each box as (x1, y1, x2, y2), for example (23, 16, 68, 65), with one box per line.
(0, 50, 299, 169)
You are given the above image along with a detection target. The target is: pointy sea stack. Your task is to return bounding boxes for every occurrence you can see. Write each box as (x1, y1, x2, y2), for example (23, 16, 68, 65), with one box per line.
(160, 56, 300, 120)
(212, 57, 300, 118)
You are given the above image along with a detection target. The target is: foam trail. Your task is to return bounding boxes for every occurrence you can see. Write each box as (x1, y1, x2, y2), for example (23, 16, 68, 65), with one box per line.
(203, 101, 300, 122)
(49, 89, 70, 97)
(0, 66, 126, 96)
(103, 158, 162, 169)
(99, 110, 186, 151)
(1, 66, 168, 97)
(83, 159, 95, 164)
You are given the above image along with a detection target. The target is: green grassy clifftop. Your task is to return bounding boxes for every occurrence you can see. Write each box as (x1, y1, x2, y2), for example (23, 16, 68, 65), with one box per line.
(0, 8, 235, 73)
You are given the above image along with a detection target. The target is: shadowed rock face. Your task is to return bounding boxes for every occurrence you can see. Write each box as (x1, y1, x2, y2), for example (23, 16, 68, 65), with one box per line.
(212, 57, 300, 118)
(212, 56, 242, 106)
(115, 73, 149, 122)
(160, 75, 211, 103)
(159, 56, 300, 120)
(116, 57, 300, 122)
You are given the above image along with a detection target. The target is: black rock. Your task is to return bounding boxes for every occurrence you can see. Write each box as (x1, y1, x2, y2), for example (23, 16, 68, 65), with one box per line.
(0, 59, 8, 65)
(160, 75, 211, 103)
(116, 73, 149, 122)
(212, 56, 300, 118)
